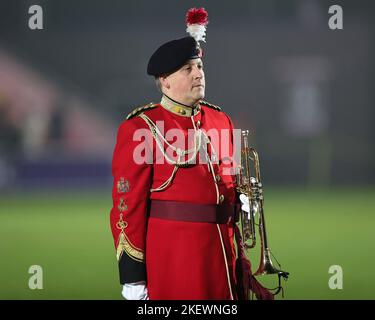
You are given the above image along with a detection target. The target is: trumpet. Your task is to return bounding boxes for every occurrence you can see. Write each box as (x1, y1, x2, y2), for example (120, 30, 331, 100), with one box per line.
(236, 130, 289, 298)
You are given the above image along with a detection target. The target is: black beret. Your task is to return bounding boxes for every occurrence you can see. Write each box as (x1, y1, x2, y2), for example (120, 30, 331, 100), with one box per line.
(147, 36, 201, 77)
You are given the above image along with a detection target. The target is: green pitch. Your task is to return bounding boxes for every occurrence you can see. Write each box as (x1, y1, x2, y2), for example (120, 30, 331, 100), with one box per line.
(0, 187, 374, 300)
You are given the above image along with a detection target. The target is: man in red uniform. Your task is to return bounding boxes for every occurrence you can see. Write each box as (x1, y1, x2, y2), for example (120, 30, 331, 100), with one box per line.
(109, 9, 251, 300)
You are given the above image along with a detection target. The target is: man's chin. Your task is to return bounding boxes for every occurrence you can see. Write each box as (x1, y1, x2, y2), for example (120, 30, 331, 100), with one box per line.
(196, 91, 205, 100)
(189, 91, 205, 105)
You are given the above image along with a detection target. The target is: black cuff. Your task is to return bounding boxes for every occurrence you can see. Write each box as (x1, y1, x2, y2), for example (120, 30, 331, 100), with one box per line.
(118, 253, 147, 284)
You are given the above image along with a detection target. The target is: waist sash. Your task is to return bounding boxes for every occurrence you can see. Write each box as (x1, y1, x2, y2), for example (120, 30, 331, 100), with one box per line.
(149, 200, 237, 224)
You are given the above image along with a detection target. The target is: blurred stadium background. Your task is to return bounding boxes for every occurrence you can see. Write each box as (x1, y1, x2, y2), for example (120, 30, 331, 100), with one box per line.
(0, 0, 374, 299)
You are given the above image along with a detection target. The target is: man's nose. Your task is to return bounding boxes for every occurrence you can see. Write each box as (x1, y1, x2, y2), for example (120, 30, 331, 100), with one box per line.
(193, 66, 204, 79)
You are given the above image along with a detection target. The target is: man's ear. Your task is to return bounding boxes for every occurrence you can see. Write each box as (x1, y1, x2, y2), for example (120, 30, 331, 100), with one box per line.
(160, 75, 170, 90)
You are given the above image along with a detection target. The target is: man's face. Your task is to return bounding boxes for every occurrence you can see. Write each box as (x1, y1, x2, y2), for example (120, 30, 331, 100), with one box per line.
(161, 58, 205, 106)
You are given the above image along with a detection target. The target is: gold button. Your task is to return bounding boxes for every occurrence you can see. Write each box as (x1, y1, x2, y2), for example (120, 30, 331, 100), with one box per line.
(215, 174, 221, 182)
(196, 120, 201, 128)
(219, 195, 225, 203)
(178, 108, 186, 115)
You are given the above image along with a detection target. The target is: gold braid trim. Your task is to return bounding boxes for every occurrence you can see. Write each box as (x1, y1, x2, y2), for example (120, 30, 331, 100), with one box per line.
(138, 113, 202, 168)
(200, 100, 222, 111)
(116, 213, 144, 262)
(126, 103, 157, 120)
(116, 232, 144, 262)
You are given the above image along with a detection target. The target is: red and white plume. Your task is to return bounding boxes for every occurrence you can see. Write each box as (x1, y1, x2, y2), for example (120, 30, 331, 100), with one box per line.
(185, 7, 209, 43)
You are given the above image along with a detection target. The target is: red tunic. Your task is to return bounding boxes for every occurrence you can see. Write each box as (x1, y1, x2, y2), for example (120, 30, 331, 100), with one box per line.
(110, 99, 239, 300)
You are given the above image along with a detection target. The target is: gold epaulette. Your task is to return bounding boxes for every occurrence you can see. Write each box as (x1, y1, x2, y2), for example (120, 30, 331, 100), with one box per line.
(126, 103, 157, 120)
(200, 100, 222, 111)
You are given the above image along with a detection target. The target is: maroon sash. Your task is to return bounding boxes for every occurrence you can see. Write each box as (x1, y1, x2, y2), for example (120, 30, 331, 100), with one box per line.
(149, 200, 235, 224)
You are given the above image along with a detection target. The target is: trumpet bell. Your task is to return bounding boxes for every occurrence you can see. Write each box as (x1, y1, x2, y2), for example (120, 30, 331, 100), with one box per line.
(254, 248, 289, 278)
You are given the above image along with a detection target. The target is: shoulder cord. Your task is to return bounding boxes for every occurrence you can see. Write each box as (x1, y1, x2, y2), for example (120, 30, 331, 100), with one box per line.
(139, 113, 202, 166)
(139, 113, 201, 192)
(138, 113, 220, 201)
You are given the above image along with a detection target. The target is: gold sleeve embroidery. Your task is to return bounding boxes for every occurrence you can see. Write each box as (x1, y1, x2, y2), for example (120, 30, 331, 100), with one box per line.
(116, 213, 144, 262)
(116, 232, 144, 262)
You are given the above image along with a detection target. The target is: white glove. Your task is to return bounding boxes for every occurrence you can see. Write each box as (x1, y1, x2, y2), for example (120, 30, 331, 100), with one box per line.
(122, 281, 149, 300)
(239, 193, 250, 213)
(239, 193, 259, 220)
